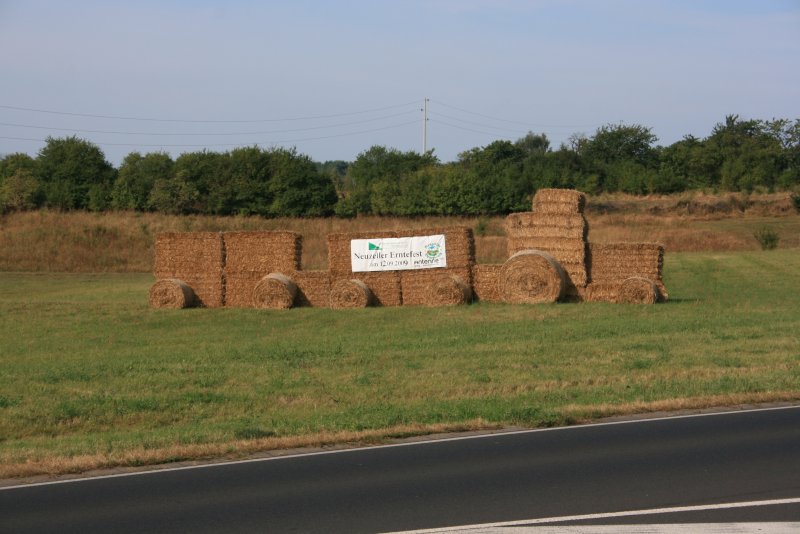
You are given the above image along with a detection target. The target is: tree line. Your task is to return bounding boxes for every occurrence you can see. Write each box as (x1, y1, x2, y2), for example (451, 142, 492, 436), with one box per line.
(1, 115, 798, 216)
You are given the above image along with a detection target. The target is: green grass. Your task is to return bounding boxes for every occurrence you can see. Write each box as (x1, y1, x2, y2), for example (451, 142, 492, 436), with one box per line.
(1, 250, 799, 476)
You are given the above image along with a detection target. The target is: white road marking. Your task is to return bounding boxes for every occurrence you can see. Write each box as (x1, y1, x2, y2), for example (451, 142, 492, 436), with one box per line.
(414, 524, 800, 533)
(384, 497, 800, 533)
(1, 404, 798, 490)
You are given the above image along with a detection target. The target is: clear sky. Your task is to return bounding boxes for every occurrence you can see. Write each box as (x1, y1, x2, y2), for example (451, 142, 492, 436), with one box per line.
(1, 0, 798, 166)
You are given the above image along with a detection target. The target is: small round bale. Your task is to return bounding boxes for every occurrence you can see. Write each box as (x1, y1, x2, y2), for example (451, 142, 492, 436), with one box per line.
(149, 278, 196, 309)
(498, 249, 566, 304)
(330, 279, 373, 309)
(252, 273, 298, 309)
(428, 275, 473, 306)
(617, 277, 658, 304)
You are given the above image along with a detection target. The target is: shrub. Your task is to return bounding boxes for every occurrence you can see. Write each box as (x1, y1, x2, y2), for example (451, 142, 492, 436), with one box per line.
(475, 217, 489, 236)
(791, 193, 800, 213)
(754, 227, 779, 250)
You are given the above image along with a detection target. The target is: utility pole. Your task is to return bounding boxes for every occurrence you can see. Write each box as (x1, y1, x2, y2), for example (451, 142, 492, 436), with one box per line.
(422, 97, 429, 154)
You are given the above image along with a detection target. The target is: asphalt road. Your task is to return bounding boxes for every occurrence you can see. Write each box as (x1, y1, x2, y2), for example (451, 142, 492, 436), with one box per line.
(2, 406, 800, 533)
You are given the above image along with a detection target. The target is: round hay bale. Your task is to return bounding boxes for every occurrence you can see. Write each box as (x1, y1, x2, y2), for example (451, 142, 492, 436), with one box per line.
(428, 275, 472, 306)
(149, 278, 196, 309)
(498, 249, 566, 304)
(330, 279, 372, 309)
(252, 273, 297, 309)
(617, 277, 658, 304)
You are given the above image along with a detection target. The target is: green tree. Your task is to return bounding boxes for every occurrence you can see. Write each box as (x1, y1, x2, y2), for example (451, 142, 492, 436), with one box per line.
(515, 131, 550, 157)
(35, 136, 115, 210)
(112, 152, 174, 211)
(705, 115, 784, 191)
(584, 123, 658, 167)
(316, 160, 350, 195)
(658, 135, 710, 190)
(0, 152, 36, 181)
(521, 148, 584, 192)
(0, 168, 42, 212)
(581, 123, 658, 193)
(337, 146, 437, 216)
(456, 140, 529, 213)
(173, 150, 228, 213)
(207, 147, 267, 215)
(266, 147, 337, 217)
(147, 171, 200, 214)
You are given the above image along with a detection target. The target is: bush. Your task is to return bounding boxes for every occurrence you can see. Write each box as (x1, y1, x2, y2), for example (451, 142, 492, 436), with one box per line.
(791, 193, 800, 213)
(0, 168, 42, 212)
(475, 217, 489, 236)
(754, 227, 779, 250)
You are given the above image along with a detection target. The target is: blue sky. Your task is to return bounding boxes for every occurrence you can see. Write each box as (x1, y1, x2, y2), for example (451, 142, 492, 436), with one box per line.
(1, 0, 798, 165)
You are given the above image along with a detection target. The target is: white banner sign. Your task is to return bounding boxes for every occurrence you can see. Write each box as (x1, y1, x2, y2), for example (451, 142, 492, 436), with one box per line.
(350, 235, 447, 272)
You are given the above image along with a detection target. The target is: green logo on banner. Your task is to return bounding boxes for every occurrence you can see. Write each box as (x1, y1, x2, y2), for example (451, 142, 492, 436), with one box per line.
(368, 242, 382, 250)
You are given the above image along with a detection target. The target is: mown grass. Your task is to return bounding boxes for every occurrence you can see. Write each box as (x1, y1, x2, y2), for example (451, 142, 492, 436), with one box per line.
(1, 249, 799, 477)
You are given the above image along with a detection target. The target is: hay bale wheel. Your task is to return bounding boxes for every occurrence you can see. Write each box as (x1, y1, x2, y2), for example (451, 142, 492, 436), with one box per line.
(498, 249, 567, 304)
(252, 273, 298, 309)
(149, 278, 196, 309)
(617, 277, 658, 304)
(429, 275, 473, 306)
(330, 279, 373, 309)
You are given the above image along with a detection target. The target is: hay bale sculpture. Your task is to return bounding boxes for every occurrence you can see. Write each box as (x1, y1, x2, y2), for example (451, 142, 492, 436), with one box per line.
(150, 189, 667, 309)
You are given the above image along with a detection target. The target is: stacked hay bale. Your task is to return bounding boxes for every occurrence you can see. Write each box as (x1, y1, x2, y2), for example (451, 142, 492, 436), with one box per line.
(471, 264, 504, 303)
(327, 231, 402, 307)
(290, 270, 331, 307)
(505, 189, 588, 300)
(153, 232, 225, 308)
(398, 227, 475, 306)
(586, 243, 668, 303)
(223, 231, 302, 308)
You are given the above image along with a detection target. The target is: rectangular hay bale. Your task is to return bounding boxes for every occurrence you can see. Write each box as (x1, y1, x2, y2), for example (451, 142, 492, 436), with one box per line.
(154, 232, 225, 307)
(471, 264, 503, 303)
(399, 267, 473, 306)
(224, 231, 301, 274)
(222, 231, 302, 308)
(588, 243, 664, 282)
(291, 270, 331, 308)
(532, 188, 586, 214)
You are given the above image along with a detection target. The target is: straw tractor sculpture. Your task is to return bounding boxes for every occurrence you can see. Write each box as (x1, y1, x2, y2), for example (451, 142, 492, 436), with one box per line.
(149, 189, 667, 309)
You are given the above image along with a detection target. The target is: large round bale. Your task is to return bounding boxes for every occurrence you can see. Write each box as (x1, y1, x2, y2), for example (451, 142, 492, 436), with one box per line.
(428, 275, 473, 306)
(149, 278, 196, 309)
(617, 277, 658, 304)
(252, 273, 298, 309)
(498, 250, 566, 304)
(330, 279, 373, 309)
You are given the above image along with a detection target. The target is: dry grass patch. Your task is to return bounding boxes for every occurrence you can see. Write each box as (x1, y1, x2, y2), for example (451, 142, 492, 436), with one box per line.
(2, 192, 797, 274)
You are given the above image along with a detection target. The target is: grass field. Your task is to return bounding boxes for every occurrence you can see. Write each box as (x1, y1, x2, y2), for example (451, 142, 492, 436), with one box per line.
(1, 249, 799, 478)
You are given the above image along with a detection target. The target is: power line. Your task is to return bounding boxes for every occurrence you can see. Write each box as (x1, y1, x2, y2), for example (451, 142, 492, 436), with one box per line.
(428, 111, 525, 134)
(0, 120, 419, 148)
(429, 119, 515, 139)
(0, 100, 420, 123)
(0, 110, 418, 137)
(430, 99, 599, 128)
